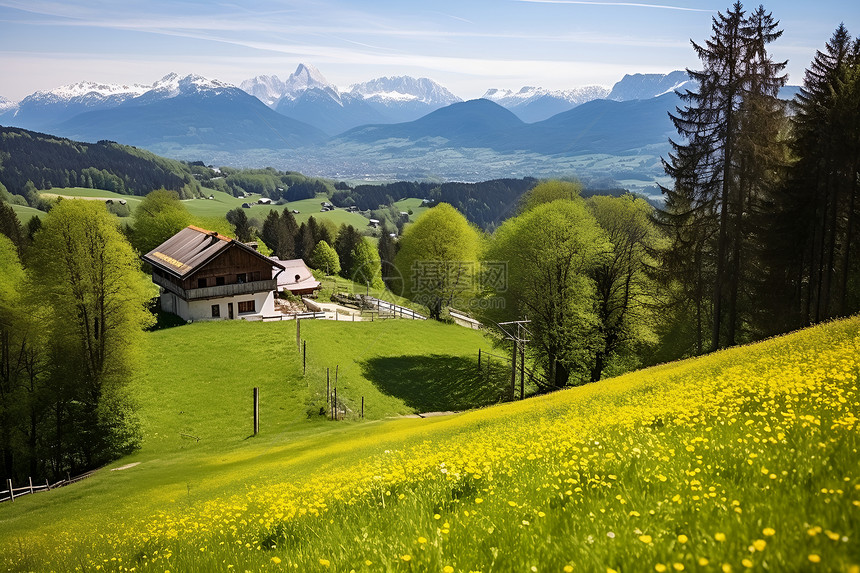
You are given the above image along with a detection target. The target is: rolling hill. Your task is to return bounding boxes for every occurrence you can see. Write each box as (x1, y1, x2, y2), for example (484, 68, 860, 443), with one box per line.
(0, 314, 857, 572)
(337, 94, 680, 157)
(338, 99, 526, 148)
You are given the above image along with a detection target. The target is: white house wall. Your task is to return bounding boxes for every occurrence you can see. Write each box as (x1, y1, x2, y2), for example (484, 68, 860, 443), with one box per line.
(160, 290, 276, 322)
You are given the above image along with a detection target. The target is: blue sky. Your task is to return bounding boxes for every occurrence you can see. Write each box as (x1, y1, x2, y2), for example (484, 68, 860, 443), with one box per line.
(0, 0, 857, 101)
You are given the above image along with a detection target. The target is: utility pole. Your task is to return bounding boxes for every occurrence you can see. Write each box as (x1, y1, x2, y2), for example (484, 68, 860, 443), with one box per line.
(497, 320, 531, 401)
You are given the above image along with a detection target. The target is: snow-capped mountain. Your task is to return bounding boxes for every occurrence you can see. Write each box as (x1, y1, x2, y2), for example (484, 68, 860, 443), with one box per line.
(481, 85, 610, 122)
(1, 81, 151, 130)
(608, 71, 694, 101)
(149, 73, 231, 97)
(346, 76, 461, 124)
(348, 76, 460, 106)
(239, 75, 286, 107)
(0, 74, 243, 130)
(32, 80, 150, 102)
(130, 73, 237, 105)
(0, 96, 17, 114)
(51, 72, 325, 154)
(281, 64, 335, 100)
(240, 66, 463, 133)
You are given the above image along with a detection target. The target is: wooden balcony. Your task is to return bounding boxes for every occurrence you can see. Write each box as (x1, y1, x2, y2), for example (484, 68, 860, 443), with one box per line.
(153, 274, 276, 301)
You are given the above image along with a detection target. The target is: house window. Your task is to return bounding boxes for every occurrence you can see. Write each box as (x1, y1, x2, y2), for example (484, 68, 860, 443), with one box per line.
(197, 278, 207, 288)
(216, 276, 225, 286)
(211, 304, 220, 318)
(237, 300, 255, 314)
(237, 273, 247, 284)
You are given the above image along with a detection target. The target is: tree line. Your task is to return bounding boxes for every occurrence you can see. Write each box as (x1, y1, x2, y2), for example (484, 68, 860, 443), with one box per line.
(331, 178, 540, 230)
(0, 201, 151, 484)
(657, 4, 860, 354)
(0, 127, 201, 199)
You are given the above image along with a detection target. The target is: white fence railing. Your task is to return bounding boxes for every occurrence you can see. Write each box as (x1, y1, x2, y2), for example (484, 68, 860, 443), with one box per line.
(1, 470, 98, 504)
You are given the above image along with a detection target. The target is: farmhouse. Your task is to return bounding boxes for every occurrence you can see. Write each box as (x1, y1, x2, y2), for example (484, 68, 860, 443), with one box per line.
(143, 225, 286, 321)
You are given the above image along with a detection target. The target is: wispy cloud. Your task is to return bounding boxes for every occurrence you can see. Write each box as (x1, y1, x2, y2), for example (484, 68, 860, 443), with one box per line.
(515, 0, 714, 12)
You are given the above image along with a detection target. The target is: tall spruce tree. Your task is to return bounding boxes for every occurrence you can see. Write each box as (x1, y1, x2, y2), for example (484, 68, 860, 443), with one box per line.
(658, 2, 786, 351)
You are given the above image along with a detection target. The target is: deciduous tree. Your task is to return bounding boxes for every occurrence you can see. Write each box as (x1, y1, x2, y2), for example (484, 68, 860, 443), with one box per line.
(28, 200, 152, 473)
(394, 203, 481, 320)
(132, 189, 192, 254)
(479, 199, 609, 388)
(310, 240, 341, 276)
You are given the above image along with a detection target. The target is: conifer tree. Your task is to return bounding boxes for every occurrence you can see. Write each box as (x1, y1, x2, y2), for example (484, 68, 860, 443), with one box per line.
(775, 24, 860, 324)
(659, 2, 786, 351)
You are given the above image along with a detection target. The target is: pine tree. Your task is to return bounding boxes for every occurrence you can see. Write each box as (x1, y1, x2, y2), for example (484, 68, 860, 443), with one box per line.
(659, 2, 786, 351)
(772, 26, 860, 324)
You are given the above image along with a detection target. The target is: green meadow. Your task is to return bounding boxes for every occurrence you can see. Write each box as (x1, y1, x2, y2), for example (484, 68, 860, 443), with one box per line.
(8, 203, 46, 221)
(0, 314, 857, 572)
(35, 188, 373, 228)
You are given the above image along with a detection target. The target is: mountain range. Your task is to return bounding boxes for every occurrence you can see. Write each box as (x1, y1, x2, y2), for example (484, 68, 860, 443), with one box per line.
(241, 64, 462, 135)
(0, 65, 802, 188)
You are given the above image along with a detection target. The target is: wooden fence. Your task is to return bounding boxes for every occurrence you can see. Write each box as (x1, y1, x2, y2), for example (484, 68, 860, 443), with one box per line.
(0, 469, 98, 504)
(369, 297, 427, 320)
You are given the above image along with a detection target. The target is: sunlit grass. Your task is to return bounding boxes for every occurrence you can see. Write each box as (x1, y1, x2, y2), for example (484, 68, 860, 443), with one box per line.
(1, 317, 858, 572)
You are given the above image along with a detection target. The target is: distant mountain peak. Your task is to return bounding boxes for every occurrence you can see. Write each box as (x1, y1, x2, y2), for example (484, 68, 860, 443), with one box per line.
(283, 64, 334, 97)
(26, 81, 150, 103)
(481, 85, 609, 105)
(607, 71, 694, 101)
(348, 76, 461, 105)
(240, 75, 286, 107)
(0, 96, 18, 113)
(148, 73, 233, 98)
(480, 85, 610, 122)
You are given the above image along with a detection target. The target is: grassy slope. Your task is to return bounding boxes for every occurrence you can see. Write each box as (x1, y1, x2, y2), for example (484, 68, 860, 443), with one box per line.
(1, 318, 858, 572)
(8, 203, 45, 221)
(0, 320, 500, 548)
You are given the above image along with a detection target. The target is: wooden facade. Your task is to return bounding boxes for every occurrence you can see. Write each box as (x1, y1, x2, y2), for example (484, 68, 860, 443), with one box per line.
(182, 244, 274, 291)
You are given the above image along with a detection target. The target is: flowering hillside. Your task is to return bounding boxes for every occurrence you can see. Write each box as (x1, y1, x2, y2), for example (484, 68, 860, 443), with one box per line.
(3, 318, 858, 572)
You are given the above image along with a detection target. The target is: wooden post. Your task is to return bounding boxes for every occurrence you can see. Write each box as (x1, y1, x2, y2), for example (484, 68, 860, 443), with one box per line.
(29, 477, 33, 494)
(7, 479, 12, 502)
(478, 348, 481, 371)
(326, 368, 330, 416)
(296, 318, 301, 349)
(510, 340, 517, 400)
(361, 396, 365, 419)
(303, 340, 306, 375)
(45, 479, 50, 491)
(253, 387, 259, 435)
(334, 387, 338, 421)
(335, 365, 339, 387)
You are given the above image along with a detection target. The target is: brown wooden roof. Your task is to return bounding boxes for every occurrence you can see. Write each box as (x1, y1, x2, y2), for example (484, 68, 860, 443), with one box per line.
(143, 226, 285, 279)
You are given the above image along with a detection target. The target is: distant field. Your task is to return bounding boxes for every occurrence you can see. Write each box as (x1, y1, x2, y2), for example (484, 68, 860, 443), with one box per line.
(36, 188, 373, 229)
(394, 197, 429, 222)
(9, 203, 46, 221)
(181, 190, 371, 228)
